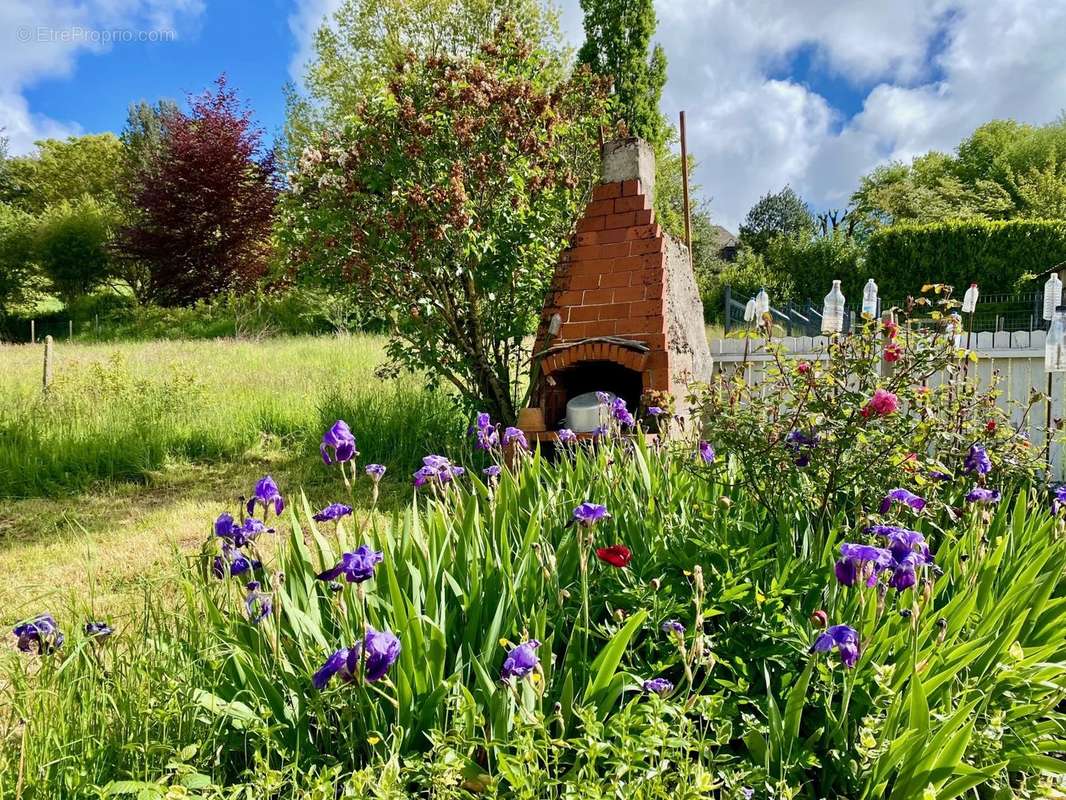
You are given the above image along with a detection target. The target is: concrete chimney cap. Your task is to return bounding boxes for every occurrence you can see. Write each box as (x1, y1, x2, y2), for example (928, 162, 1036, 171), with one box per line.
(601, 137, 656, 204)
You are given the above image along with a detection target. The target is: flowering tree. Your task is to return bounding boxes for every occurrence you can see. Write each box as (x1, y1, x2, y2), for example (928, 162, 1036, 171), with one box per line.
(117, 77, 279, 306)
(281, 21, 609, 422)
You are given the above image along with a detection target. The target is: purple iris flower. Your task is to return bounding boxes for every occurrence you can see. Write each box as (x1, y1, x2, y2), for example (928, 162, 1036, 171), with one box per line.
(413, 455, 464, 487)
(1053, 484, 1066, 514)
(471, 413, 500, 450)
(611, 398, 635, 428)
(642, 677, 674, 695)
(501, 640, 541, 681)
(244, 581, 272, 624)
(879, 488, 927, 515)
(321, 420, 358, 465)
(312, 647, 360, 689)
(811, 624, 860, 668)
(213, 542, 260, 579)
(647, 406, 664, 417)
(595, 391, 612, 405)
(363, 627, 402, 681)
(835, 543, 893, 587)
(927, 470, 953, 482)
(963, 444, 992, 475)
(365, 464, 386, 481)
(84, 621, 113, 641)
(557, 428, 577, 444)
(313, 627, 401, 688)
(247, 476, 284, 517)
(503, 427, 528, 450)
(573, 502, 609, 527)
(313, 503, 353, 523)
(698, 441, 716, 464)
(785, 431, 818, 467)
(661, 619, 685, 636)
(857, 525, 934, 590)
(317, 544, 384, 583)
(13, 614, 64, 654)
(483, 465, 502, 480)
(966, 486, 1001, 504)
(216, 514, 269, 548)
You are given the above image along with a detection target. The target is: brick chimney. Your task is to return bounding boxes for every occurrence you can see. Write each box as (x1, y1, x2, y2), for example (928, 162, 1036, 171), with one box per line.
(526, 137, 712, 436)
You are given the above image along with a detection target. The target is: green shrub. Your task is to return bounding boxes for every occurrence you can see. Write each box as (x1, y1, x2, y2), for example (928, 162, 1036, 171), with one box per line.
(700, 248, 795, 322)
(866, 218, 1066, 300)
(765, 230, 865, 304)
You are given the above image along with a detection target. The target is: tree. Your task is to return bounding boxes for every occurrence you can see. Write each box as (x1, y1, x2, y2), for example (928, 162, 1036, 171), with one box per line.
(280, 22, 609, 422)
(287, 0, 563, 153)
(0, 204, 37, 316)
(120, 100, 180, 182)
(739, 186, 816, 255)
(576, 0, 668, 148)
(34, 197, 116, 304)
(5, 134, 124, 213)
(117, 77, 279, 306)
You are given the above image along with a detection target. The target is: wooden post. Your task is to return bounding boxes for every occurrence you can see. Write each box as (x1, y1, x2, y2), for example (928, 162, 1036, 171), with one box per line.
(68, 319, 73, 340)
(679, 111, 693, 265)
(30, 319, 35, 344)
(42, 335, 54, 391)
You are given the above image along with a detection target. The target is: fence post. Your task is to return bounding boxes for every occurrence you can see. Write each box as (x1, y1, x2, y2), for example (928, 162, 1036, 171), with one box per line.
(69, 319, 73, 340)
(42, 335, 54, 391)
(30, 319, 35, 344)
(724, 285, 732, 333)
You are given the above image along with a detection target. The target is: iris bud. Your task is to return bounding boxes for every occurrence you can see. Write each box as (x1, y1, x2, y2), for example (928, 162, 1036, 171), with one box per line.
(810, 610, 828, 628)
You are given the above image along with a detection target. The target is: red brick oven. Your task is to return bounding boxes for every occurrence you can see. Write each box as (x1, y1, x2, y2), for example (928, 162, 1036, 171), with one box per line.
(524, 138, 712, 439)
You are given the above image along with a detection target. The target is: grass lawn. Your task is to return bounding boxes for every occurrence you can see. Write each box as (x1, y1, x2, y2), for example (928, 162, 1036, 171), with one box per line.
(0, 335, 457, 625)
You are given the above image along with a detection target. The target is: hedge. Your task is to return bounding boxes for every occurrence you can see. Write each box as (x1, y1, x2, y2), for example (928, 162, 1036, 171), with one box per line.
(865, 219, 1066, 300)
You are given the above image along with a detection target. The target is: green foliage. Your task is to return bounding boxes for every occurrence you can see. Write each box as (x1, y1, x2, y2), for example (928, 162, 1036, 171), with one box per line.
(280, 22, 609, 422)
(4, 133, 125, 213)
(577, 0, 668, 148)
(286, 0, 564, 154)
(865, 218, 1066, 299)
(699, 248, 795, 323)
(852, 116, 1066, 228)
(33, 196, 117, 304)
(739, 185, 816, 256)
(0, 203, 38, 315)
(764, 229, 865, 303)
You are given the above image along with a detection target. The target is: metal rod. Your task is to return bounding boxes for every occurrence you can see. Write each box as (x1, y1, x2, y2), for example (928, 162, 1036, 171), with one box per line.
(679, 111, 692, 265)
(43, 335, 54, 392)
(1047, 371, 1054, 473)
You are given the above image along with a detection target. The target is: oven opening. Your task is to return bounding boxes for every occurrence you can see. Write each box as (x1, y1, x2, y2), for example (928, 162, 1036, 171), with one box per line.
(544, 360, 643, 430)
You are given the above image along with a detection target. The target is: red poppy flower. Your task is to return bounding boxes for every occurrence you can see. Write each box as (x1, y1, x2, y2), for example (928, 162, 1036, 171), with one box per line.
(595, 545, 632, 568)
(986, 419, 997, 433)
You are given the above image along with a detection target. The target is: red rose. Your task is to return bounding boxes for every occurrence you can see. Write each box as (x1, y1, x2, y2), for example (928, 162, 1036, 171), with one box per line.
(861, 389, 898, 418)
(884, 344, 902, 363)
(986, 419, 996, 433)
(595, 545, 632, 568)
(797, 361, 811, 374)
(884, 320, 899, 339)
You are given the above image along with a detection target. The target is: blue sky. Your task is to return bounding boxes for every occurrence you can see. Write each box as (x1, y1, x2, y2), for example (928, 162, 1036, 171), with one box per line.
(4, 0, 1065, 229)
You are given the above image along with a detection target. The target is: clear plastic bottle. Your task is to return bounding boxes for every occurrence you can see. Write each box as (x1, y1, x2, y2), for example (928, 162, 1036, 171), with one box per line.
(861, 278, 879, 319)
(754, 288, 770, 318)
(1043, 273, 1062, 321)
(961, 283, 980, 314)
(821, 280, 846, 334)
(1046, 305, 1066, 372)
(744, 298, 757, 323)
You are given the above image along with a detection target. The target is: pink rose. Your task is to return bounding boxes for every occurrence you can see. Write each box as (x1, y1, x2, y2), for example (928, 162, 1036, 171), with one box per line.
(861, 388, 898, 418)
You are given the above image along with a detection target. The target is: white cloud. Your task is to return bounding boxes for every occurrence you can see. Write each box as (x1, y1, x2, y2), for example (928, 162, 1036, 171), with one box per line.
(0, 0, 204, 154)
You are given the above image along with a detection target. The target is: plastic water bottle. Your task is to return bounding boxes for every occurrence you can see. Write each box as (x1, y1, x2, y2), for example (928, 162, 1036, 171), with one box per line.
(961, 283, 979, 314)
(1046, 305, 1066, 372)
(744, 298, 756, 322)
(821, 280, 846, 334)
(1043, 273, 1062, 321)
(754, 288, 770, 318)
(861, 278, 879, 319)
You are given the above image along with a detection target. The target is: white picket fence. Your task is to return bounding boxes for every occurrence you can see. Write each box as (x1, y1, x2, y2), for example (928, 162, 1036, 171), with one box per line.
(708, 330, 1065, 478)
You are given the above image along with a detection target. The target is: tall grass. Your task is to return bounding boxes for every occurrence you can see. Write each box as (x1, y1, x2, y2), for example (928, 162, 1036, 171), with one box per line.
(0, 336, 464, 498)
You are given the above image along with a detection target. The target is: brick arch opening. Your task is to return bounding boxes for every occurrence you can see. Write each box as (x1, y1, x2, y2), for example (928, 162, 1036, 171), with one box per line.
(542, 360, 644, 430)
